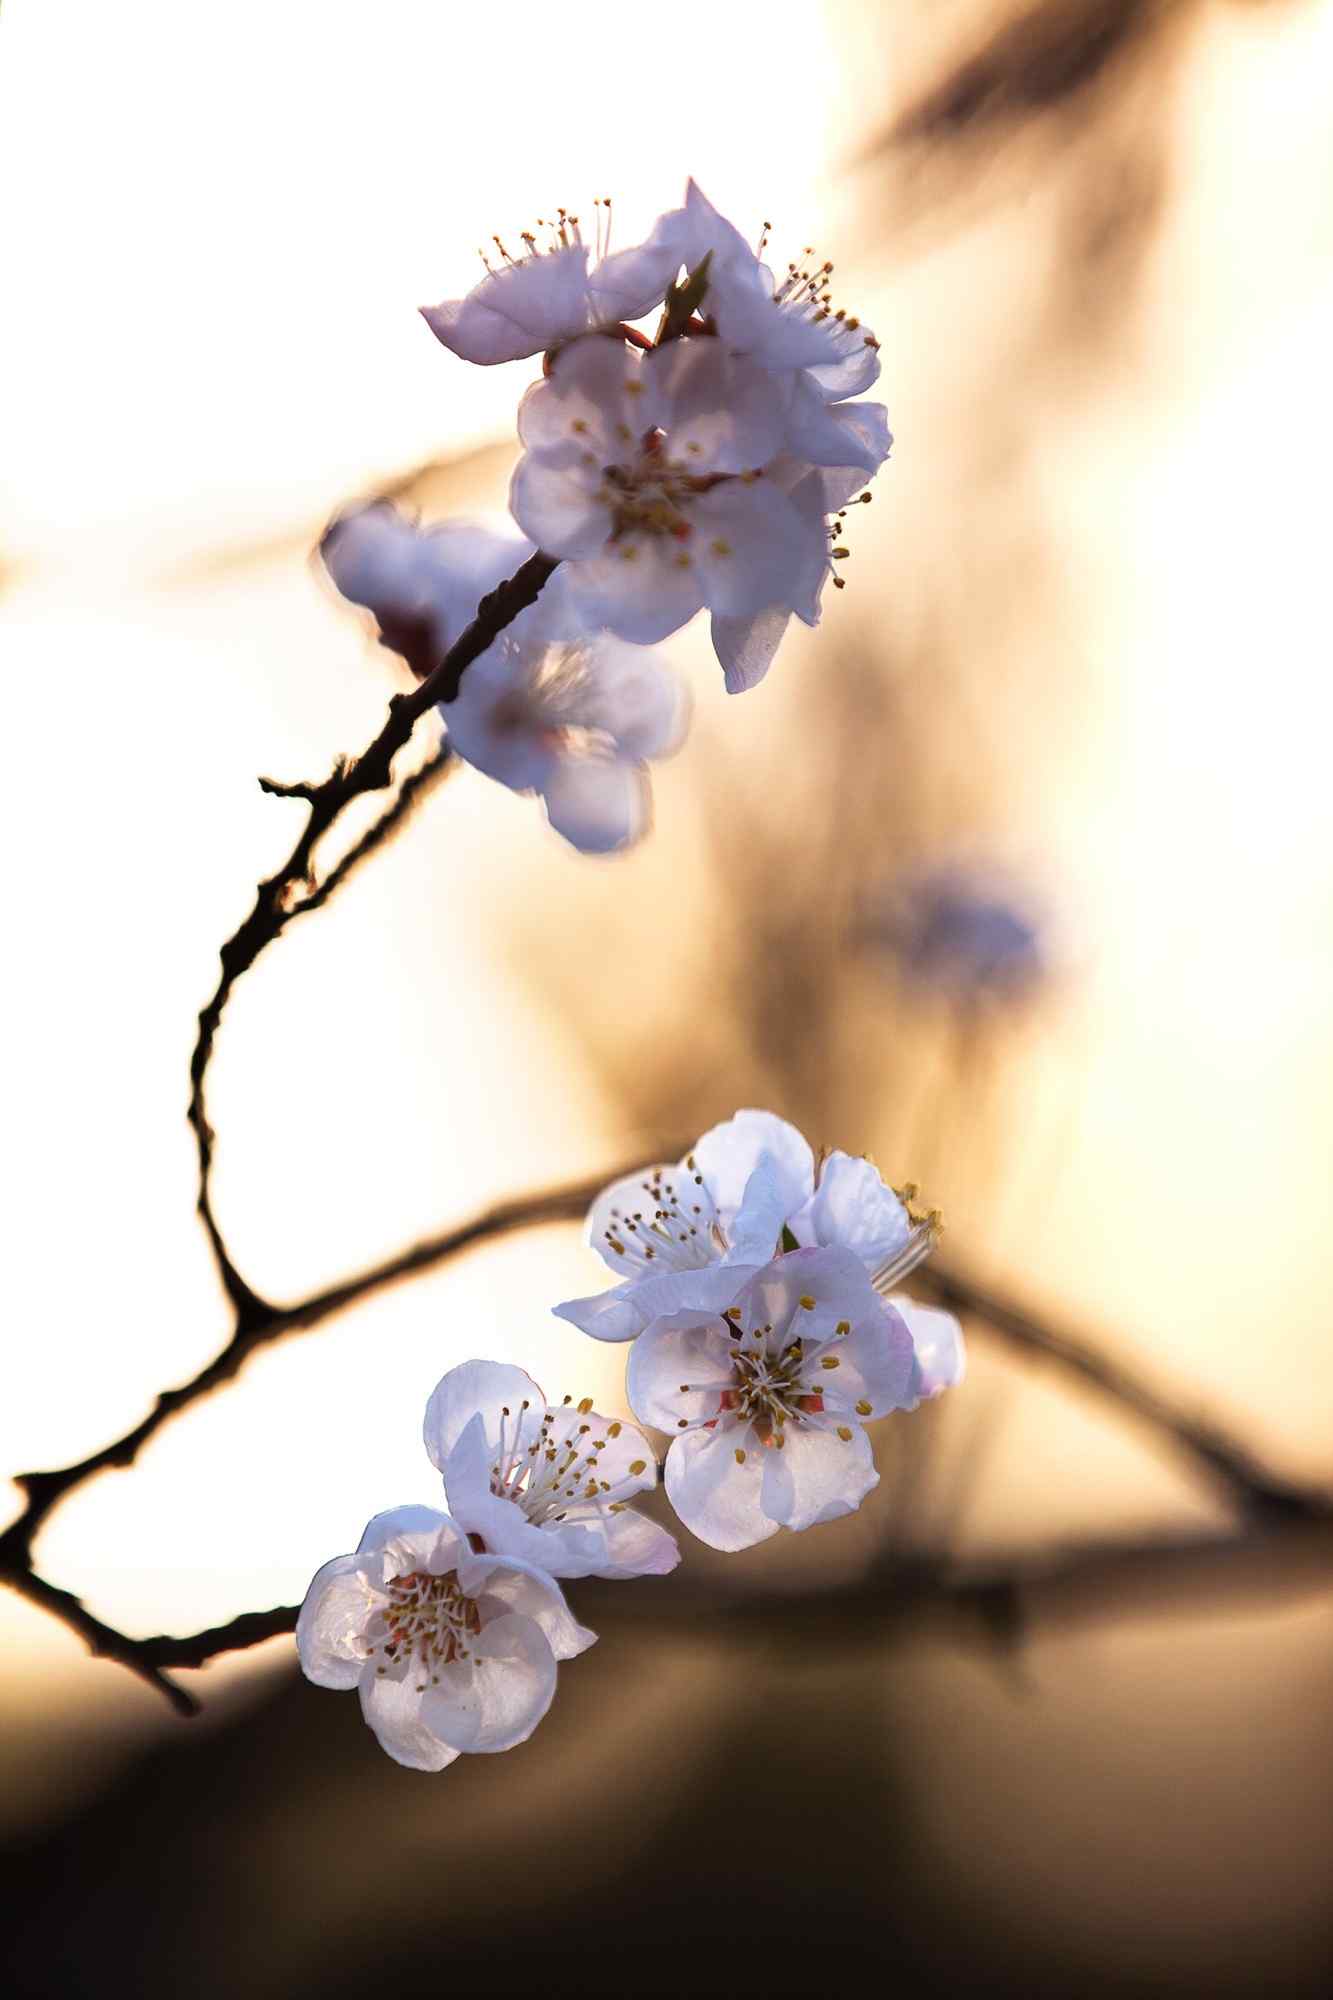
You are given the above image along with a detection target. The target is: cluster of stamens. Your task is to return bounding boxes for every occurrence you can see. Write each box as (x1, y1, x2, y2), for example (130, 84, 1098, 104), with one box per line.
(478, 196, 615, 274)
(827, 490, 874, 590)
(770, 244, 880, 357)
(490, 1396, 648, 1526)
(601, 1157, 722, 1271)
(367, 1568, 482, 1691)
(584, 446, 748, 567)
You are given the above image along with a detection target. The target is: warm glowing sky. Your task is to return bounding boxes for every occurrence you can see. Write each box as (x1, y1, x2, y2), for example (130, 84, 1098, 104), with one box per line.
(3, 0, 1332, 1767)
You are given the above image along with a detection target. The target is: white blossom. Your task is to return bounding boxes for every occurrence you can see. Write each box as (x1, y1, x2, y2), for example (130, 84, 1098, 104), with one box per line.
(508, 331, 824, 668)
(420, 202, 686, 366)
(296, 1505, 593, 1772)
(626, 1246, 917, 1551)
(321, 502, 688, 853)
(554, 1108, 940, 1343)
(423, 1359, 679, 1580)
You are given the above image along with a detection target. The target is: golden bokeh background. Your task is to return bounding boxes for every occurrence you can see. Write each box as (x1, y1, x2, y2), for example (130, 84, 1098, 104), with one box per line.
(3, 1, 1332, 1992)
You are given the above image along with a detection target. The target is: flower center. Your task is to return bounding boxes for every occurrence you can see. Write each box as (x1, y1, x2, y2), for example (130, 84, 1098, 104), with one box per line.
(368, 1568, 481, 1685)
(721, 1340, 823, 1447)
(598, 448, 732, 547)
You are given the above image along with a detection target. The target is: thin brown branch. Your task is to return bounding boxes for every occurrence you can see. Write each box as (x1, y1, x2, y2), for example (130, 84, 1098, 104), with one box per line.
(47, 1512, 1333, 1704)
(186, 550, 557, 1325)
(917, 1258, 1325, 1522)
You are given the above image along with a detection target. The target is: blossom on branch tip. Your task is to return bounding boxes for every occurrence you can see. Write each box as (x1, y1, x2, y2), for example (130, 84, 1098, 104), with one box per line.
(554, 1108, 942, 1344)
(424, 1359, 679, 1581)
(320, 502, 687, 853)
(626, 1247, 916, 1551)
(296, 1505, 592, 1771)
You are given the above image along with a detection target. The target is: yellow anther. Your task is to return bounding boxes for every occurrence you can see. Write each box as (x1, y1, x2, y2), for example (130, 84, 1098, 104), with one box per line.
(629, 1459, 647, 1476)
(821, 1356, 840, 1370)
(855, 1399, 872, 1416)
(577, 1397, 594, 1415)
(835, 1320, 850, 1335)
(799, 1295, 816, 1310)
(837, 1426, 853, 1441)
(734, 1448, 746, 1465)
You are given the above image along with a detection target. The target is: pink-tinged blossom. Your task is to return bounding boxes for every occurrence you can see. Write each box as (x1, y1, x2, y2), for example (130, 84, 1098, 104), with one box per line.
(321, 502, 687, 853)
(626, 1247, 917, 1551)
(296, 1505, 593, 1772)
(423, 1360, 678, 1581)
(555, 1108, 940, 1344)
(508, 332, 828, 679)
(420, 202, 687, 366)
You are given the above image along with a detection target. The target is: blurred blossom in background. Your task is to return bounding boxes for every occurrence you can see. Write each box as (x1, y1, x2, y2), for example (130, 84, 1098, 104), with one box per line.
(2, 0, 1333, 1994)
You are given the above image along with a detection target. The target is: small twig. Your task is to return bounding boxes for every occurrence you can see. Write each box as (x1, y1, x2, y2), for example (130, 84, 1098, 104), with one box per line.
(292, 739, 455, 918)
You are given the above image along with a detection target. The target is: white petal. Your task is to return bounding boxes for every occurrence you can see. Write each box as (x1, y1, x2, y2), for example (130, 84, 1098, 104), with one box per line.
(663, 1426, 778, 1552)
(692, 1110, 814, 1233)
(355, 1504, 457, 1558)
(419, 1612, 558, 1754)
(564, 537, 706, 643)
(626, 1309, 736, 1433)
(710, 607, 792, 696)
(805, 331, 883, 402)
(895, 1296, 967, 1405)
(463, 1553, 596, 1662)
(320, 502, 426, 614)
(783, 379, 890, 475)
(647, 339, 787, 475)
(518, 332, 654, 457)
(595, 1506, 681, 1578)
(509, 448, 610, 560)
(543, 755, 649, 853)
(296, 1554, 377, 1690)
(588, 230, 687, 323)
(790, 1152, 914, 1269)
(690, 480, 818, 620)
(423, 1361, 546, 1473)
(440, 647, 562, 794)
(784, 468, 836, 626)
(553, 1279, 650, 1343)
(623, 1261, 760, 1324)
(420, 244, 593, 364)
(359, 1667, 461, 1771)
(759, 1421, 878, 1531)
(578, 638, 689, 759)
(678, 179, 758, 272)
